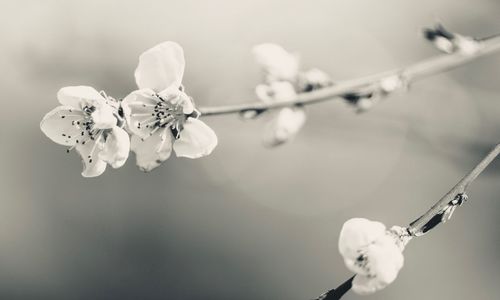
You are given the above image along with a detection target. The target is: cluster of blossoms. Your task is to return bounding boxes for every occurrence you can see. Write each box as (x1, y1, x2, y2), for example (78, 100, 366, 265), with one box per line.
(338, 218, 412, 295)
(252, 43, 333, 146)
(252, 43, 405, 127)
(423, 23, 481, 55)
(40, 42, 217, 177)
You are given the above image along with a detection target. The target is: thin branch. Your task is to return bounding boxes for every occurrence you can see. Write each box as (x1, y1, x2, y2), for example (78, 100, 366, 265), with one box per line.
(408, 143, 500, 235)
(199, 35, 500, 117)
(312, 276, 354, 300)
(311, 143, 500, 300)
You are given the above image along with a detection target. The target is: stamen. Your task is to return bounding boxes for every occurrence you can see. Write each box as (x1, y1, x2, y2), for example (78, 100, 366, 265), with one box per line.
(127, 101, 157, 107)
(87, 130, 103, 163)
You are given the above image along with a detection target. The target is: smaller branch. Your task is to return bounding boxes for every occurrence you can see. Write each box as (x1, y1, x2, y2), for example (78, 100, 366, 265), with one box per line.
(311, 142, 500, 300)
(199, 35, 500, 117)
(408, 143, 500, 235)
(312, 276, 354, 300)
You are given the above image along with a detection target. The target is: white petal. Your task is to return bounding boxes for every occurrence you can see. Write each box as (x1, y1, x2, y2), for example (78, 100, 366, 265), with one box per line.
(255, 84, 273, 103)
(338, 218, 386, 262)
(131, 127, 173, 172)
(91, 101, 117, 129)
(173, 118, 217, 159)
(135, 41, 185, 92)
(75, 138, 107, 177)
(158, 86, 194, 114)
(122, 89, 161, 138)
(351, 236, 404, 295)
(262, 107, 306, 147)
(256, 81, 297, 104)
(40, 106, 85, 146)
(270, 81, 296, 102)
(299, 68, 332, 90)
(57, 86, 105, 108)
(99, 127, 130, 169)
(366, 235, 404, 283)
(434, 37, 455, 54)
(252, 43, 299, 81)
(352, 275, 385, 295)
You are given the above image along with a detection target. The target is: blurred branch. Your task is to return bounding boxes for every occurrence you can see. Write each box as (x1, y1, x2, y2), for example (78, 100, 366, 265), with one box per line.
(199, 35, 500, 117)
(311, 142, 500, 300)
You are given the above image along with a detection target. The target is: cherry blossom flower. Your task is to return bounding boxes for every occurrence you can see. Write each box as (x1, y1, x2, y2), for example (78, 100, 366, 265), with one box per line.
(338, 218, 411, 295)
(255, 81, 306, 147)
(40, 86, 130, 177)
(252, 43, 332, 146)
(122, 41, 217, 172)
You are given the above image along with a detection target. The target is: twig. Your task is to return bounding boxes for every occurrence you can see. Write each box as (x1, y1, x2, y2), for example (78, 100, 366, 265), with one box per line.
(199, 35, 500, 117)
(408, 143, 500, 235)
(312, 276, 354, 300)
(311, 143, 500, 300)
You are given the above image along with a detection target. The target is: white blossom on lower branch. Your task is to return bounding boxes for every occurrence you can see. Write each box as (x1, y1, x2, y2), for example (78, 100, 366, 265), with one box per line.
(40, 86, 130, 177)
(338, 218, 412, 295)
(122, 41, 217, 172)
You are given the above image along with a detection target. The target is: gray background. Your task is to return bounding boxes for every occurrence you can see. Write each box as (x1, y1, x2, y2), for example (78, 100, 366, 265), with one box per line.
(1, 0, 499, 299)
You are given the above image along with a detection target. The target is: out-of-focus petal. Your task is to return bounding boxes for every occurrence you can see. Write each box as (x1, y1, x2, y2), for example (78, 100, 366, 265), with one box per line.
(299, 68, 332, 91)
(75, 139, 107, 177)
(135, 41, 185, 92)
(173, 118, 217, 158)
(256, 81, 296, 104)
(99, 127, 130, 169)
(131, 127, 173, 172)
(40, 106, 85, 146)
(262, 107, 306, 147)
(252, 43, 299, 82)
(57, 86, 104, 108)
(338, 218, 386, 261)
(352, 275, 384, 295)
(122, 89, 161, 138)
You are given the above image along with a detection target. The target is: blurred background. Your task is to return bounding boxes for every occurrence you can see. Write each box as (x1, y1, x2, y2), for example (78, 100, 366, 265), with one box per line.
(1, 0, 499, 299)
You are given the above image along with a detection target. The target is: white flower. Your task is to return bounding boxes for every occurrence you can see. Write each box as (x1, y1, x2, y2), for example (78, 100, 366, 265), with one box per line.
(252, 44, 332, 146)
(40, 86, 130, 177)
(252, 43, 300, 82)
(122, 41, 217, 172)
(255, 81, 306, 147)
(338, 218, 411, 295)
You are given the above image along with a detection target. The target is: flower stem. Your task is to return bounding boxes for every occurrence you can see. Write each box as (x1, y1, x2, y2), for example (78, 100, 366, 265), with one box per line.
(199, 35, 500, 117)
(408, 143, 500, 235)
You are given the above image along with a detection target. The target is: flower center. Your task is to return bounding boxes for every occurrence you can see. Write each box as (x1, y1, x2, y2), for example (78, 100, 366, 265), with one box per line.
(133, 94, 189, 139)
(65, 105, 109, 159)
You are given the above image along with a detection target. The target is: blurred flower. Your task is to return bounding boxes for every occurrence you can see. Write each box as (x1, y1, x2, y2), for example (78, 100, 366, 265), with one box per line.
(252, 43, 332, 146)
(40, 86, 130, 177)
(255, 81, 306, 147)
(122, 41, 217, 172)
(252, 43, 300, 82)
(423, 24, 481, 55)
(338, 218, 411, 295)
